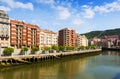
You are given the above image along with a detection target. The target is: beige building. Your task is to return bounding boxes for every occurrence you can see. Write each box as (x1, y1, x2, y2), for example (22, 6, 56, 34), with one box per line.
(77, 34, 88, 47)
(40, 29, 58, 49)
(0, 10, 10, 47)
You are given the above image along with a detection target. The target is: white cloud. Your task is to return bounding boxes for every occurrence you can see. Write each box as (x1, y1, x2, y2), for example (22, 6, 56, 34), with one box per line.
(83, 8, 95, 19)
(37, 0, 54, 4)
(58, 9, 71, 20)
(81, 0, 120, 19)
(0, 0, 34, 10)
(93, 0, 120, 13)
(0, 6, 11, 11)
(36, 0, 72, 20)
(56, 6, 71, 20)
(82, 5, 95, 19)
(72, 19, 84, 26)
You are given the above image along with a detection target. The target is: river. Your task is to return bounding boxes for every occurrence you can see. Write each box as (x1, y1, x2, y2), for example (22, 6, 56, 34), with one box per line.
(0, 51, 120, 79)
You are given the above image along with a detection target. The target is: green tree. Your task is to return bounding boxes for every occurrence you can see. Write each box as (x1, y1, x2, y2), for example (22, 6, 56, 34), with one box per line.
(44, 46, 50, 51)
(58, 46, 65, 51)
(3, 47, 14, 56)
(90, 45, 98, 49)
(66, 46, 75, 51)
(22, 46, 28, 55)
(51, 45, 58, 50)
(78, 46, 85, 50)
(31, 46, 39, 54)
(85, 46, 90, 50)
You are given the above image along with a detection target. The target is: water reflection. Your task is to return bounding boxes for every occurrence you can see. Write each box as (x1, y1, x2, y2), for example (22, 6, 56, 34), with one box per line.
(0, 56, 89, 79)
(0, 51, 120, 79)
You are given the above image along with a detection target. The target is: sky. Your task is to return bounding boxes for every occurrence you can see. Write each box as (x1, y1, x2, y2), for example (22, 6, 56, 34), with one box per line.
(0, 0, 120, 34)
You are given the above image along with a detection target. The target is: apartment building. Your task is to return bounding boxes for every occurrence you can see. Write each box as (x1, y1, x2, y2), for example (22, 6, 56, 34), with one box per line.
(0, 10, 10, 47)
(40, 29, 58, 49)
(58, 28, 77, 46)
(10, 20, 40, 48)
(77, 34, 88, 47)
(26, 24, 40, 48)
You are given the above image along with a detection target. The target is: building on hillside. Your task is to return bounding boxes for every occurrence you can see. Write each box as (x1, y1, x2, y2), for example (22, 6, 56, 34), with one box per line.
(101, 35, 120, 48)
(40, 29, 58, 49)
(10, 20, 40, 48)
(90, 37, 101, 46)
(0, 10, 10, 47)
(77, 34, 88, 47)
(58, 28, 77, 46)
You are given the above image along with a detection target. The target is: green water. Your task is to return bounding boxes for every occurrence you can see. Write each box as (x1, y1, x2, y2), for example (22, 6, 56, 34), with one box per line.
(0, 51, 120, 79)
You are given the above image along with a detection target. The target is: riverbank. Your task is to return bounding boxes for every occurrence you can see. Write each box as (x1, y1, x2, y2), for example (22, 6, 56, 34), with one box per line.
(102, 47, 120, 51)
(0, 49, 101, 67)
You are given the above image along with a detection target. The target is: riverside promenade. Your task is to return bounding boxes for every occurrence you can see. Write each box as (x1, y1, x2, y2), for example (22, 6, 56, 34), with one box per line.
(0, 49, 101, 67)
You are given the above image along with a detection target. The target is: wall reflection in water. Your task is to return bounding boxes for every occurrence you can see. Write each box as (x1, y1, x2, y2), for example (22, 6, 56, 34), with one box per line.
(0, 56, 89, 79)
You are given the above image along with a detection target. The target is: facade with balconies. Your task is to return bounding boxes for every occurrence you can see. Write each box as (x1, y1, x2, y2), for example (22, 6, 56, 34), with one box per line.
(0, 10, 10, 47)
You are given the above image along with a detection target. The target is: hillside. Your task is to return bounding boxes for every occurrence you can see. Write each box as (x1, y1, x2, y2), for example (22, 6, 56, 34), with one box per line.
(81, 28, 120, 39)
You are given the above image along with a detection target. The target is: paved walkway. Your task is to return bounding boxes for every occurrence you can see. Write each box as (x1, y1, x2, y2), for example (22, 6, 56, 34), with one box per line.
(0, 49, 101, 61)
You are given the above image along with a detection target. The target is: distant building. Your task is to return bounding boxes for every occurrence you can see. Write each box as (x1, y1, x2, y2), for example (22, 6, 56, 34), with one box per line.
(10, 20, 40, 48)
(58, 28, 77, 46)
(77, 34, 88, 47)
(90, 37, 101, 46)
(40, 29, 58, 49)
(101, 35, 120, 48)
(0, 10, 10, 47)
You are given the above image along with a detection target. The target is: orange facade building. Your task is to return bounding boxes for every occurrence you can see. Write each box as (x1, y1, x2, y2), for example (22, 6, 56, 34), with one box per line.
(10, 20, 40, 48)
(58, 28, 77, 47)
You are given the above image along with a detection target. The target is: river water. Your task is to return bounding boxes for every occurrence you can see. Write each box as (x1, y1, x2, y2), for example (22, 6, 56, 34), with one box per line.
(0, 51, 120, 79)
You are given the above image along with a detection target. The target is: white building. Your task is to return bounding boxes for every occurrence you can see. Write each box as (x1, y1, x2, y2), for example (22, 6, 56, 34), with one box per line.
(40, 29, 58, 49)
(77, 34, 88, 47)
(0, 10, 10, 47)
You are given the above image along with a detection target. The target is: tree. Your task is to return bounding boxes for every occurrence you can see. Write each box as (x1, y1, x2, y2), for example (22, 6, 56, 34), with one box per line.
(51, 45, 58, 50)
(31, 46, 39, 54)
(78, 46, 85, 50)
(3, 47, 14, 56)
(85, 46, 90, 50)
(58, 46, 65, 51)
(90, 45, 98, 49)
(22, 46, 28, 55)
(44, 46, 50, 51)
(66, 46, 75, 51)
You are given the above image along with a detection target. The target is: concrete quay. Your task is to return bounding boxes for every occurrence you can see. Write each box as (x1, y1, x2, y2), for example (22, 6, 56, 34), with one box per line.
(0, 49, 101, 67)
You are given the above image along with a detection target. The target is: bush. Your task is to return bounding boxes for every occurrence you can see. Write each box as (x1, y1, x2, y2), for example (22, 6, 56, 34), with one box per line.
(3, 47, 14, 56)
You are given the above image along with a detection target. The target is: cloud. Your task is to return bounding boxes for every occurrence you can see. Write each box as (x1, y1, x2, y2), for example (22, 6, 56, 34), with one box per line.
(0, 0, 34, 10)
(56, 6, 71, 20)
(81, 0, 120, 19)
(93, 0, 120, 13)
(83, 8, 95, 19)
(0, 6, 11, 11)
(72, 19, 84, 26)
(37, 0, 54, 4)
(81, 5, 95, 19)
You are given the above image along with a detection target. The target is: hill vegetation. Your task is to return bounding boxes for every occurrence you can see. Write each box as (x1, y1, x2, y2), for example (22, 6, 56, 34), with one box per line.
(81, 28, 120, 39)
